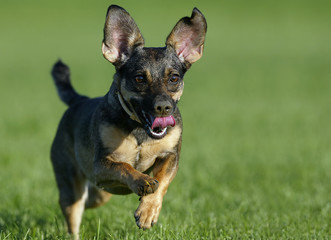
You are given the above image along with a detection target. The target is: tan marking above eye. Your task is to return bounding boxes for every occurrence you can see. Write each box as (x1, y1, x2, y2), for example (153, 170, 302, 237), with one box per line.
(145, 70, 153, 84)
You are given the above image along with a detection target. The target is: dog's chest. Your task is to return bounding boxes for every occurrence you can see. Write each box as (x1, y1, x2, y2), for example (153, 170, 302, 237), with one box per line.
(100, 125, 181, 172)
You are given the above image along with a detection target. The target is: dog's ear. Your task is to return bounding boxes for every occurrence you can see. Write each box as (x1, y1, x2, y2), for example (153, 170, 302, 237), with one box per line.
(166, 8, 207, 66)
(102, 5, 144, 66)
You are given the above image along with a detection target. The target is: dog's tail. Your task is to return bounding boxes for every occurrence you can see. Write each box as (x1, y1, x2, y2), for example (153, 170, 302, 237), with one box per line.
(51, 60, 88, 106)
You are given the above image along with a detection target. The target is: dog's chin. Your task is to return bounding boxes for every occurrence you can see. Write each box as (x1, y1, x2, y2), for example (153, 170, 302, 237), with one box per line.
(146, 125, 168, 139)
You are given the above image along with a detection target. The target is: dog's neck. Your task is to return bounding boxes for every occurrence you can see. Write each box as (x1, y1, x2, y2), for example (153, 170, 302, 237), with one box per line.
(105, 83, 140, 126)
(103, 84, 149, 144)
(117, 91, 141, 124)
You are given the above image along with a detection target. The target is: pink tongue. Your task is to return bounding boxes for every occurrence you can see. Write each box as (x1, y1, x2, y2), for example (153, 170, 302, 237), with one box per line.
(151, 116, 176, 130)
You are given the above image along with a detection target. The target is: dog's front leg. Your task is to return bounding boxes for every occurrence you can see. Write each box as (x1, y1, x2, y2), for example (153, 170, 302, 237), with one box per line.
(94, 156, 159, 196)
(134, 152, 179, 229)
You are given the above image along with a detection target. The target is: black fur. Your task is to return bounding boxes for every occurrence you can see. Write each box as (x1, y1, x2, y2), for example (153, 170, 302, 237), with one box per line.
(50, 5, 207, 236)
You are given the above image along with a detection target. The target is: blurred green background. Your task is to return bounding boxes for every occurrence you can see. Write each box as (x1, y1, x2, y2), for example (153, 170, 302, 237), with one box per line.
(0, 0, 330, 239)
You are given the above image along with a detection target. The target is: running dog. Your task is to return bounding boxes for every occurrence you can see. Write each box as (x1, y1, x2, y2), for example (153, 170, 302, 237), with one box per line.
(51, 5, 207, 237)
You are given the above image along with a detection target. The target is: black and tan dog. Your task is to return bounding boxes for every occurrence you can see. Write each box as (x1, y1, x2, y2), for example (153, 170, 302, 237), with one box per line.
(51, 5, 206, 237)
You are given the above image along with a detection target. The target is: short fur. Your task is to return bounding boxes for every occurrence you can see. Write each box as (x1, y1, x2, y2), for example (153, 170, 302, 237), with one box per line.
(51, 5, 207, 238)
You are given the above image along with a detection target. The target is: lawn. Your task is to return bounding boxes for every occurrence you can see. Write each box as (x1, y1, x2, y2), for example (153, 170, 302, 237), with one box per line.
(0, 0, 330, 239)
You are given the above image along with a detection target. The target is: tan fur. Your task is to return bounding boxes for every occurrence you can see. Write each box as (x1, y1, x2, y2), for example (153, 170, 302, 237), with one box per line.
(139, 126, 181, 162)
(134, 153, 178, 229)
(171, 84, 184, 102)
(51, 5, 206, 236)
(63, 185, 88, 236)
(99, 124, 181, 173)
(135, 192, 163, 228)
(145, 70, 153, 84)
(100, 124, 138, 163)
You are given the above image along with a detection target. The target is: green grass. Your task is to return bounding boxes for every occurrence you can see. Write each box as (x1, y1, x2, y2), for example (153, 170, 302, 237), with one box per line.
(0, 0, 330, 239)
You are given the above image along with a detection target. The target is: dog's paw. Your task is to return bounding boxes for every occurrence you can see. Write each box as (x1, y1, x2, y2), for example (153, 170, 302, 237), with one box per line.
(51, 60, 70, 83)
(134, 194, 163, 229)
(132, 175, 159, 196)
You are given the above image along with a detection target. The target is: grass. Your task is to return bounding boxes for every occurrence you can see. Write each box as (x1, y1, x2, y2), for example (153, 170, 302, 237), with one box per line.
(0, 0, 330, 239)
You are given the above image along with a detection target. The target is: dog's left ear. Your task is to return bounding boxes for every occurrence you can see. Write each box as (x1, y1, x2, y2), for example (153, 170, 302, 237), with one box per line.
(102, 5, 144, 67)
(166, 8, 207, 66)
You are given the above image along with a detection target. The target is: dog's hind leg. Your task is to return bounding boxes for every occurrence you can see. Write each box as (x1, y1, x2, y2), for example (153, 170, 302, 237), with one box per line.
(59, 178, 87, 238)
(85, 182, 112, 209)
(51, 135, 88, 238)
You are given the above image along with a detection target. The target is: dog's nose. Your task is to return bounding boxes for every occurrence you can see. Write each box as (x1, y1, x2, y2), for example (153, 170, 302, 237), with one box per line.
(154, 100, 172, 116)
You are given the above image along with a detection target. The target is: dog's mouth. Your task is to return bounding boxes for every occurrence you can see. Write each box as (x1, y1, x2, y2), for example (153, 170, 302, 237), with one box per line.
(142, 111, 176, 139)
(117, 92, 176, 139)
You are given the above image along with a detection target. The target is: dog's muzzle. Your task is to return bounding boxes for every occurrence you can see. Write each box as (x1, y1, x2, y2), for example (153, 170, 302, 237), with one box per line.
(117, 91, 176, 139)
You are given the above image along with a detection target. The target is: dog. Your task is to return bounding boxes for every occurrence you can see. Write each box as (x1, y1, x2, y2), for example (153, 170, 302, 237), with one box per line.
(50, 5, 207, 237)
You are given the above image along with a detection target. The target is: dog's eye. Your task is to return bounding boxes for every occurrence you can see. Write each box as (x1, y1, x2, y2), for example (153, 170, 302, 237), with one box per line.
(135, 75, 144, 83)
(169, 75, 180, 83)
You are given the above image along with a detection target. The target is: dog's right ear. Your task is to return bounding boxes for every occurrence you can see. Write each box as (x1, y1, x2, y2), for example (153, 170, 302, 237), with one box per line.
(102, 5, 144, 67)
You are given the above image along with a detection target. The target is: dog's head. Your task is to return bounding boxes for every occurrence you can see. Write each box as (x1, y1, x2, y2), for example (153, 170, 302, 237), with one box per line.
(102, 5, 207, 139)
